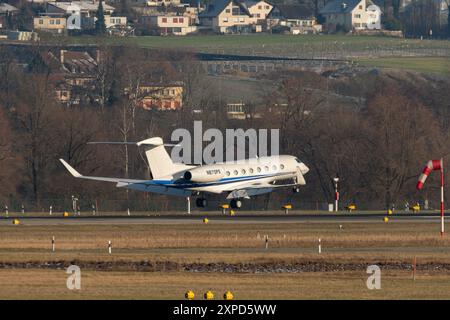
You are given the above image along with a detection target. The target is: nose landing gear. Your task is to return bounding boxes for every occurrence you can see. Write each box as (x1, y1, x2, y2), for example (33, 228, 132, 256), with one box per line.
(196, 198, 207, 208)
(230, 199, 242, 209)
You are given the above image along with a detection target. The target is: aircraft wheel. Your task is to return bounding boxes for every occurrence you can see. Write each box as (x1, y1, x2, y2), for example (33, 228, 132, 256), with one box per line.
(230, 199, 242, 209)
(196, 198, 207, 208)
(293, 186, 300, 193)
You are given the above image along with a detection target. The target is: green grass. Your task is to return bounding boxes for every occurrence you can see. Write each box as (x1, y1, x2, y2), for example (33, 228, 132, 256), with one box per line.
(355, 56, 450, 75)
(48, 34, 450, 75)
(52, 34, 450, 57)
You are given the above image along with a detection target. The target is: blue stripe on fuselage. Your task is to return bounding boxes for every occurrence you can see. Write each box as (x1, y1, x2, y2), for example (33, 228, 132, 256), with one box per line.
(149, 173, 280, 188)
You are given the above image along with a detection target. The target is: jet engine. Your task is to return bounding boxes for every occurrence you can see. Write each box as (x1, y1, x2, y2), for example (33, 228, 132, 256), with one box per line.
(183, 167, 225, 183)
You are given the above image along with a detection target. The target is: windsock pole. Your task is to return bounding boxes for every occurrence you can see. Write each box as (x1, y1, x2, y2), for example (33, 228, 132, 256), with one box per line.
(416, 159, 444, 237)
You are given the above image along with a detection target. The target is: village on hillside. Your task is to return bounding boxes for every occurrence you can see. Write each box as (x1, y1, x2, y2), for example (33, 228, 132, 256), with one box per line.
(0, 0, 449, 39)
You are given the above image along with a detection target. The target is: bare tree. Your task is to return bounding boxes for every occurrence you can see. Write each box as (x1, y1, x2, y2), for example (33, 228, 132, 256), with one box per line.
(13, 74, 57, 203)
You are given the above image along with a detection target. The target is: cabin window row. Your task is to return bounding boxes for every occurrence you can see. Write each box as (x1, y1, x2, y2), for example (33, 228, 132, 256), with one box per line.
(224, 164, 285, 177)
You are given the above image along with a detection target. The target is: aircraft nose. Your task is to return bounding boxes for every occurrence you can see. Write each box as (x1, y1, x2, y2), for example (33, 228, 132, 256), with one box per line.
(299, 163, 309, 175)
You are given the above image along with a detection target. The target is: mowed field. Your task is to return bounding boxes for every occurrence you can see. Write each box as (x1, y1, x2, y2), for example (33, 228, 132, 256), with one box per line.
(54, 34, 450, 75)
(0, 218, 450, 299)
(59, 34, 450, 59)
(355, 56, 450, 76)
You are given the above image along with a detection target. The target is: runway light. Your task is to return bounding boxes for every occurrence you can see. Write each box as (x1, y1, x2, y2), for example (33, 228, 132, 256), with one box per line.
(12, 219, 20, 225)
(410, 203, 420, 213)
(383, 217, 389, 223)
(220, 204, 229, 215)
(282, 204, 292, 214)
(223, 291, 234, 300)
(185, 290, 195, 300)
(63, 212, 69, 217)
(204, 290, 214, 300)
(203, 218, 209, 224)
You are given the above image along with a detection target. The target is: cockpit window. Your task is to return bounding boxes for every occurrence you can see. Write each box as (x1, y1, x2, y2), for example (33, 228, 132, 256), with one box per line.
(295, 157, 302, 163)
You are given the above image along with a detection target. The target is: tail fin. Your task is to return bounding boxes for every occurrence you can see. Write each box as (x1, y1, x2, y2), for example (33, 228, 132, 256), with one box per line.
(137, 137, 180, 179)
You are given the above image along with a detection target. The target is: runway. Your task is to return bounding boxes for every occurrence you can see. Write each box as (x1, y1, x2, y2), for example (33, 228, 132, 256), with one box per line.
(0, 212, 444, 225)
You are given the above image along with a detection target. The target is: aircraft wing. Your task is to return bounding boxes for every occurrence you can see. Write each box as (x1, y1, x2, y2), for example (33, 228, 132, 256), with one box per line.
(225, 181, 298, 199)
(60, 159, 192, 197)
(59, 159, 148, 184)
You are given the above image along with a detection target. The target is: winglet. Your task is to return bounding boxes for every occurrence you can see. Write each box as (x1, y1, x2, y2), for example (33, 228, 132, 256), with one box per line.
(137, 137, 163, 147)
(59, 159, 82, 178)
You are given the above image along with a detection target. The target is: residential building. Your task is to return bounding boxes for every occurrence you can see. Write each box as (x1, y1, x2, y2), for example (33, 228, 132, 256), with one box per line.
(107, 0, 147, 5)
(198, 0, 253, 33)
(267, 4, 321, 34)
(33, 16, 67, 32)
(105, 15, 127, 28)
(44, 49, 98, 105)
(246, 0, 272, 24)
(39, 1, 124, 31)
(0, 3, 18, 29)
(138, 14, 196, 35)
(226, 102, 246, 120)
(147, 0, 181, 6)
(46, 1, 115, 17)
(130, 83, 184, 110)
(319, 0, 381, 32)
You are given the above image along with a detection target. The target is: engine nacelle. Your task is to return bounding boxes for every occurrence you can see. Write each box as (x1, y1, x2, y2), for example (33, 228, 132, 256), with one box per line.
(183, 167, 224, 183)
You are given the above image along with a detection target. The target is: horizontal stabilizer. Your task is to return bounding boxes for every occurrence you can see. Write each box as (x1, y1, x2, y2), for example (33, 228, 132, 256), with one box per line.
(87, 142, 137, 145)
(87, 139, 179, 147)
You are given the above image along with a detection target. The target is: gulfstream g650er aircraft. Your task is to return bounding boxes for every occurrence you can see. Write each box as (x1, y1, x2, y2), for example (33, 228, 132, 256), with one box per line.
(60, 137, 309, 209)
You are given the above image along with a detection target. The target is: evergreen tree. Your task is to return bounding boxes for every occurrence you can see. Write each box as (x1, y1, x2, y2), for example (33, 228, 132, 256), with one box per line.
(5, 11, 14, 30)
(448, 6, 450, 38)
(392, 0, 400, 19)
(95, 0, 106, 35)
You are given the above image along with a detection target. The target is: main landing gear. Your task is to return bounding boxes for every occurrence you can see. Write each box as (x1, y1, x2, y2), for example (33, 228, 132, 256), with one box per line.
(195, 197, 243, 210)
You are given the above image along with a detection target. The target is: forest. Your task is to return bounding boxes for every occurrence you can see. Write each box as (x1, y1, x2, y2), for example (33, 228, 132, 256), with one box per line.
(1, 44, 450, 211)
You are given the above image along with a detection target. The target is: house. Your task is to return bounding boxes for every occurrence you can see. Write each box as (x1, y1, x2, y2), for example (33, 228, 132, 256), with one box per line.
(46, 1, 116, 17)
(34, 15, 67, 32)
(146, 0, 181, 6)
(130, 83, 184, 110)
(105, 15, 127, 28)
(44, 49, 99, 105)
(319, 0, 382, 32)
(267, 4, 321, 34)
(138, 14, 196, 35)
(226, 102, 246, 120)
(40, 1, 125, 31)
(198, 0, 254, 33)
(246, 0, 273, 25)
(0, 3, 18, 29)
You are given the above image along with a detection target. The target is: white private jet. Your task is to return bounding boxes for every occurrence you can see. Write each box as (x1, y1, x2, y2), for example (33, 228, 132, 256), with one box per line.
(59, 137, 309, 209)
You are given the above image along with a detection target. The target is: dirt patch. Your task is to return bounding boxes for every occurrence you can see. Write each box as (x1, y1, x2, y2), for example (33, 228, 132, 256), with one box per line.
(0, 260, 449, 273)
